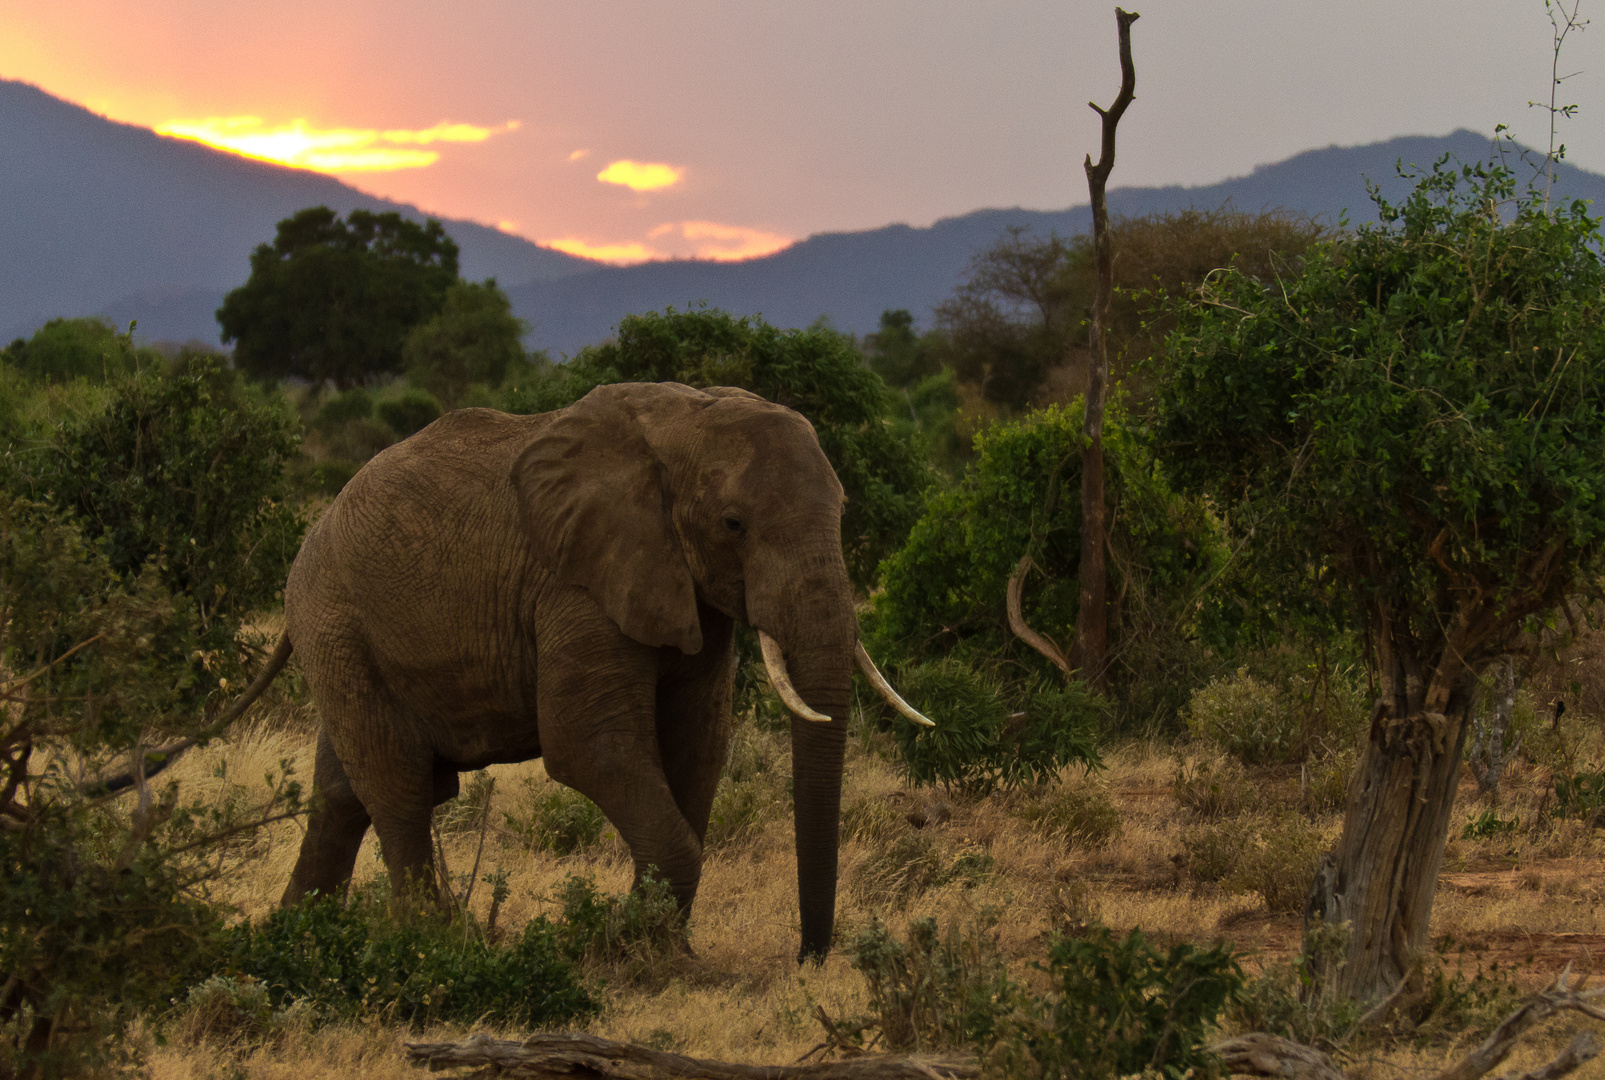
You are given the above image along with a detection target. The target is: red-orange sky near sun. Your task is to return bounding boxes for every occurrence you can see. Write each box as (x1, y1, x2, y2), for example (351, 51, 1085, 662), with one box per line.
(3, 0, 1598, 264)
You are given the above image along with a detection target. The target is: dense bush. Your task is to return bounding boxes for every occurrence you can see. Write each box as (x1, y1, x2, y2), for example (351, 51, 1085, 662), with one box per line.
(505, 779, 609, 855)
(500, 307, 931, 588)
(1183, 654, 1367, 767)
(1, 316, 138, 383)
(25, 352, 304, 644)
(0, 496, 304, 1075)
(220, 893, 595, 1027)
(868, 402, 1223, 732)
(888, 658, 1103, 795)
(847, 915, 1244, 1080)
(404, 278, 531, 407)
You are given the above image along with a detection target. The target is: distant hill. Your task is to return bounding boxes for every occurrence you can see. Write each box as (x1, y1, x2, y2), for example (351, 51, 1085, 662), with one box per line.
(6, 76, 1604, 354)
(0, 78, 596, 343)
(507, 132, 1605, 354)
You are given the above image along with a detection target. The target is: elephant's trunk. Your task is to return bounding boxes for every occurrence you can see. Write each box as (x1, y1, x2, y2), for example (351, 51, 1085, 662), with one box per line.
(784, 640, 851, 963)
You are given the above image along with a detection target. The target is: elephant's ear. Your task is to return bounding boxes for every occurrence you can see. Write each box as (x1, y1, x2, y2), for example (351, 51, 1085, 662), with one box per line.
(512, 386, 703, 654)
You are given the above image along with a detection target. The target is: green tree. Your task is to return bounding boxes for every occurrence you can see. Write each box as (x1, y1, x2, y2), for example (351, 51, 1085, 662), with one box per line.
(867, 402, 1220, 729)
(218, 206, 459, 389)
(1156, 162, 1605, 1000)
(504, 307, 930, 588)
(1, 317, 141, 383)
(26, 352, 304, 642)
(404, 278, 530, 408)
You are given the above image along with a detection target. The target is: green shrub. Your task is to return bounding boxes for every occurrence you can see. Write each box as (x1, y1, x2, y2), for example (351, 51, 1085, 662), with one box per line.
(553, 872, 683, 975)
(849, 915, 1018, 1053)
(375, 387, 442, 437)
(29, 352, 304, 644)
(220, 893, 595, 1027)
(867, 402, 1226, 734)
(312, 387, 374, 433)
(1553, 770, 1605, 823)
(3, 316, 138, 382)
(168, 974, 307, 1047)
(1461, 809, 1520, 840)
(1016, 783, 1123, 849)
(845, 916, 1245, 1079)
(1016, 926, 1244, 1080)
(506, 779, 608, 855)
(890, 659, 1102, 795)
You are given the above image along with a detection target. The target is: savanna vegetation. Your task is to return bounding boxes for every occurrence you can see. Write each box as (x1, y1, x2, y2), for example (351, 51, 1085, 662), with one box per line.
(6, 157, 1605, 1080)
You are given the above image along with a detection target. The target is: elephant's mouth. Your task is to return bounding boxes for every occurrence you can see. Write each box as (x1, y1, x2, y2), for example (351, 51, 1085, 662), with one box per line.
(756, 631, 933, 728)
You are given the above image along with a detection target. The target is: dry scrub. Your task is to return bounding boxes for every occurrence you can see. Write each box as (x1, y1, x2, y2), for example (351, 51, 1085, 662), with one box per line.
(139, 672, 1605, 1078)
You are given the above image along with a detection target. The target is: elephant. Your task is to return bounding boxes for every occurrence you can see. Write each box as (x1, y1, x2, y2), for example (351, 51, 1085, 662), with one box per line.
(242, 381, 929, 962)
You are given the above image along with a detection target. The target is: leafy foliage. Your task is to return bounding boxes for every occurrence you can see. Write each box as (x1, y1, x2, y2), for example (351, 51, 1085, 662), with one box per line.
(888, 659, 1103, 795)
(404, 278, 531, 407)
(846, 915, 1244, 1080)
(1, 317, 137, 383)
(220, 893, 595, 1027)
(28, 352, 304, 640)
(0, 496, 304, 1075)
(505, 779, 609, 856)
(1552, 770, 1605, 822)
(502, 306, 931, 587)
(868, 402, 1221, 730)
(1157, 163, 1605, 684)
(219, 206, 460, 388)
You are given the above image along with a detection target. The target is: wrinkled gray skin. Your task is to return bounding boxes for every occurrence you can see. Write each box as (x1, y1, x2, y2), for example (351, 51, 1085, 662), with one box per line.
(281, 382, 854, 961)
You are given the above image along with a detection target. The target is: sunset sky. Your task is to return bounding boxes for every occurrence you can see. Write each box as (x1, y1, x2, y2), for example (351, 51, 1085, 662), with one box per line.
(3, 1, 1599, 264)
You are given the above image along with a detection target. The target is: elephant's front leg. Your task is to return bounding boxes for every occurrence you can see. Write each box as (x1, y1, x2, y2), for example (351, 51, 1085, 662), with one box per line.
(655, 606, 736, 848)
(536, 604, 705, 916)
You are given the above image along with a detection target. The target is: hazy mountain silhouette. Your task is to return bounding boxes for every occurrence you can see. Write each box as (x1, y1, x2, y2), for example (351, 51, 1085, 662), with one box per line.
(0, 78, 595, 343)
(6, 76, 1603, 354)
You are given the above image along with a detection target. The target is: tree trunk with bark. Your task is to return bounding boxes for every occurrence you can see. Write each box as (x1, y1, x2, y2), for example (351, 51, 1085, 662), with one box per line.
(1070, 7, 1138, 689)
(1305, 605, 1482, 1001)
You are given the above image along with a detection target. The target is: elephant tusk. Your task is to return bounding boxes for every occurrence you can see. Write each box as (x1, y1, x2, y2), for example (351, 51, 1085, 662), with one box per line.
(855, 642, 935, 727)
(758, 631, 832, 723)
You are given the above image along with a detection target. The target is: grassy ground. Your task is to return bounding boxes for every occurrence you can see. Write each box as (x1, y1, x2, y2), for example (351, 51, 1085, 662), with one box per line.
(139, 660, 1605, 1079)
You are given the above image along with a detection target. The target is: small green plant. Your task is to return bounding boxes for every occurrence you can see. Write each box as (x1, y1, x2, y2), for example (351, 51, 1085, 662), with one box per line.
(891, 659, 1102, 795)
(167, 975, 310, 1047)
(553, 872, 684, 976)
(1553, 770, 1605, 823)
(1185, 657, 1367, 768)
(1461, 809, 1520, 840)
(506, 779, 608, 855)
(849, 914, 1019, 1053)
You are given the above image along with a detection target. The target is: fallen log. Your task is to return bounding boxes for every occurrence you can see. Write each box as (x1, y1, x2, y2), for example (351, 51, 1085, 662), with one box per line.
(403, 1031, 980, 1080)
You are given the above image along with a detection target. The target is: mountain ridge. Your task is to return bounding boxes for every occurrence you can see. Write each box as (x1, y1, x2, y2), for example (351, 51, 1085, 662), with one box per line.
(6, 77, 1604, 354)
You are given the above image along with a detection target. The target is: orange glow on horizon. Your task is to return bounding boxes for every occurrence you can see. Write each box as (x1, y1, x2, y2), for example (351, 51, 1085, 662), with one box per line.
(153, 116, 519, 172)
(545, 221, 793, 265)
(596, 159, 684, 192)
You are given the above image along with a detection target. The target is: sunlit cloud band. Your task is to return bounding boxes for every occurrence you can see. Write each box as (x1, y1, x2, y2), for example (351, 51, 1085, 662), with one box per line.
(596, 159, 685, 192)
(154, 116, 519, 172)
(545, 221, 792, 265)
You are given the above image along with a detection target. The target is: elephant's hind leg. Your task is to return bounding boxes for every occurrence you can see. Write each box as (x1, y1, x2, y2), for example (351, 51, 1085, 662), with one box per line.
(283, 730, 372, 905)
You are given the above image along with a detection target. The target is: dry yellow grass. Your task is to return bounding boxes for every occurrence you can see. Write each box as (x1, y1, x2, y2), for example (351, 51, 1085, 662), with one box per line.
(139, 695, 1605, 1078)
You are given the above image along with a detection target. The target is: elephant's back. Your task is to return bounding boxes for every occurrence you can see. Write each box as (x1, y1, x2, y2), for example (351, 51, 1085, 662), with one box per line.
(287, 408, 549, 638)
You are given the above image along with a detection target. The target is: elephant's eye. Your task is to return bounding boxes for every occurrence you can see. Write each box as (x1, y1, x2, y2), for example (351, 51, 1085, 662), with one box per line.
(723, 515, 744, 534)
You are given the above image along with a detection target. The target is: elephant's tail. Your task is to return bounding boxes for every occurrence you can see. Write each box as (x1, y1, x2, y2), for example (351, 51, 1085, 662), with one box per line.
(83, 633, 295, 796)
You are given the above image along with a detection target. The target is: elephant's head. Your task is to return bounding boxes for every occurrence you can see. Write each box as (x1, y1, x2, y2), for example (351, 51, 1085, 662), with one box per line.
(511, 381, 925, 961)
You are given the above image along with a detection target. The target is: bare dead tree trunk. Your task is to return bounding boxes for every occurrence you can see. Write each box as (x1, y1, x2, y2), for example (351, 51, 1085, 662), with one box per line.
(1467, 655, 1522, 798)
(1305, 603, 1482, 1001)
(1070, 6, 1138, 690)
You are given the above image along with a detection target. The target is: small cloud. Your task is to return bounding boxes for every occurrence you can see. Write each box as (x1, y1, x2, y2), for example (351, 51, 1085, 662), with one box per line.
(496, 220, 521, 234)
(568, 148, 591, 161)
(596, 159, 685, 192)
(546, 237, 658, 264)
(154, 116, 519, 172)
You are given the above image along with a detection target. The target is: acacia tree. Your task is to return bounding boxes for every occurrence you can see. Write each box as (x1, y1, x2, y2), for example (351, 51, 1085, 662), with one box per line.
(218, 207, 459, 389)
(1157, 162, 1605, 1000)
